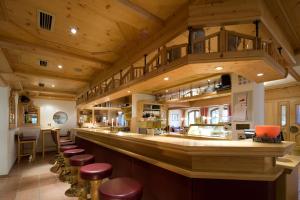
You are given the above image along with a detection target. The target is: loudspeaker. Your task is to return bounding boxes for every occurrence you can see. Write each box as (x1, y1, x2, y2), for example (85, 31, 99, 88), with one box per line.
(221, 74, 231, 89)
(19, 95, 30, 103)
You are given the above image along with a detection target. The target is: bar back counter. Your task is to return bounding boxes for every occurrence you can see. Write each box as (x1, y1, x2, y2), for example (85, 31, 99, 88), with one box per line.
(74, 128, 296, 200)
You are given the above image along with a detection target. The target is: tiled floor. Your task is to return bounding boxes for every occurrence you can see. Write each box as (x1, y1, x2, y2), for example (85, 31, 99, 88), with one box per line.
(0, 153, 77, 200)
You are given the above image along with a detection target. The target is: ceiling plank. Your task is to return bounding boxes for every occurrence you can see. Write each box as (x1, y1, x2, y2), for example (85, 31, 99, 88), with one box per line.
(117, 0, 164, 25)
(0, 36, 111, 70)
(91, 3, 189, 87)
(13, 67, 90, 83)
(0, 48, 13, 73)
(0, 74, 7, 86)
(275, 0, 300, 45)
(0, 48, 24, 89)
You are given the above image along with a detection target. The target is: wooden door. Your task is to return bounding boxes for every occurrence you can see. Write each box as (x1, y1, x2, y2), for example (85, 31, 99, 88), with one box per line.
(278, 102, 290, 141)
(289, 100, 300, 153)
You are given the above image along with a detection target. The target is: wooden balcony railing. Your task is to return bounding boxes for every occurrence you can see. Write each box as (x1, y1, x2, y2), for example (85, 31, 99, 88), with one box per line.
(76, 28, 290, 105)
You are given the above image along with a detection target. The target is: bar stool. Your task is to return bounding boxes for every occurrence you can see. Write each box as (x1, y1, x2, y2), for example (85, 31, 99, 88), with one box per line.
(99, 177, 143, 200)
(17, 132, 37, 164)
(80, 163, 113, 200)
(50, 144, 78, 173)
(59, 148, 85, 182)
(49, 130, 74, 165)
(65, 154, 95, 197)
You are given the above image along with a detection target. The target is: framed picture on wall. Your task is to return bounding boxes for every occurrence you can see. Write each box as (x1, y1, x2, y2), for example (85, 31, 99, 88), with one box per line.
(9, 91, 16, 129)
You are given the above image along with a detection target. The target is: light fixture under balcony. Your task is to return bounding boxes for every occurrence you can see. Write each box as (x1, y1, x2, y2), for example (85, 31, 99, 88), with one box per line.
(257, 73, 264, 77)
(57, 65, 63, 69)
(215, 66, 223, 71)
(163, 77, 169, 81)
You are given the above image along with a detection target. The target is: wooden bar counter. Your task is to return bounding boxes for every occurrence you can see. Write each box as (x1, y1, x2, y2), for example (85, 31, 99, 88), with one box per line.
(74, 128, 296, 200)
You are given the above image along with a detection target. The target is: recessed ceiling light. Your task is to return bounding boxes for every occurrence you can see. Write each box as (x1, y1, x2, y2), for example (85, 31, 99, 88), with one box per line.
(165, 90, 169, 93)
(163, 77, 169, 81)
(127, 90, 131, 93)
(215, 66, 223, 71)
(51, 84, 55, 88)
(208, 79, 211, 82)
(58, 65, 63, 69)
(70, 27, 78, 34)
(257, 73, 264, 77)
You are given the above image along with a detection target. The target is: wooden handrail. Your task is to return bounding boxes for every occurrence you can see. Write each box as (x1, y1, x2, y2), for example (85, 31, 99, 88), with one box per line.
(76, 28, 290, 106)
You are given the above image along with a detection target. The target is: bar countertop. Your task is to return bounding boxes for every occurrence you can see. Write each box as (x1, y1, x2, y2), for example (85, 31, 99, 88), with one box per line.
(74, 128, 295, 181)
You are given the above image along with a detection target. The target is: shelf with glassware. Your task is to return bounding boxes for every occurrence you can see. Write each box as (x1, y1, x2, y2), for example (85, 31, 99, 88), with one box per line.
(137, 101, 167, 133)
(18, 102, 40, 127)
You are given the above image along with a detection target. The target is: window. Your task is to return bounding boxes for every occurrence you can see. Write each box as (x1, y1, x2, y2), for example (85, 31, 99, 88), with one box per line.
(210, 108, 219, 124)
(296, 104, 300, 125)
(280, 105, 287, 127)
(188, 110, 200, 126)
(222, 107, 229, 123)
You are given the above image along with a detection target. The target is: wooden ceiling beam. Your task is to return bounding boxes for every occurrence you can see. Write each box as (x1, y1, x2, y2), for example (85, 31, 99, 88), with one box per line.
(0, 36, 111, 70)
(117, 0, 164, 25)
(13, 67, 90, 83)
(29, 95, 75, 101)
(23, 86, 77, 96)
(286, 66, 300, 81)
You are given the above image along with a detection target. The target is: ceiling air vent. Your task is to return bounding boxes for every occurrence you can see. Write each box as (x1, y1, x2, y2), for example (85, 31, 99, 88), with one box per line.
(38, 10, 55, 31)
(39, 59, 48, 67)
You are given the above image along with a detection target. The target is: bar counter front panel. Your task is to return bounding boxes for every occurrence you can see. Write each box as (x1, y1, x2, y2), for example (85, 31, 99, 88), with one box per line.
(74, 128, 294, 200)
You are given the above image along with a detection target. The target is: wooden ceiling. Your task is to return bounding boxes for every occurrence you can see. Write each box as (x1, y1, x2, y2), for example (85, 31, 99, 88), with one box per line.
(0, 0, 299, 101)
(0, 0, 187, 99)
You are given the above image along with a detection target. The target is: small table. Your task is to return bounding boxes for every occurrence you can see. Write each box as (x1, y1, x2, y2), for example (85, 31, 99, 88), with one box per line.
(40, 128, 61, 159)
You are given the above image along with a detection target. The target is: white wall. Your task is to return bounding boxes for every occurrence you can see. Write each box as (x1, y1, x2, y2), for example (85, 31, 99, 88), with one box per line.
(0, 87, 18, 175)
(31, 98, 77, 151)
(32, 98, 77, 134)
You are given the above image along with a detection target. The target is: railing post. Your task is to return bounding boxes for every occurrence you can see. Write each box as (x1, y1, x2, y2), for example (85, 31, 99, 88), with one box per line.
(219, 26, 227, 53)
(254, 20, 260, 50)
(161, 45, 167, 65)
(157, 48, 160, 67)
(188, 26, 193, 54)
(130, 65, 134, 80)
(144, 54, 147, 75)
(120, 70, 123, 85)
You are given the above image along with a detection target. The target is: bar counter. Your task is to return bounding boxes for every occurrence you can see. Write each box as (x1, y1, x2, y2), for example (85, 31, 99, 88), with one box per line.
(74, 128, 296, 200)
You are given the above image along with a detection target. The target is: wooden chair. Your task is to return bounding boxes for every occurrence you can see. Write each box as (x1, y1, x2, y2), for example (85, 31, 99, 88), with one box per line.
(17, 131, 37, 164)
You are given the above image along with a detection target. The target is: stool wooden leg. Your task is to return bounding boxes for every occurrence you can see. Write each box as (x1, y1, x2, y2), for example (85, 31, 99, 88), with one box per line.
(50, 153, 63, 173)
(32, 142, 36, 162)
(78, 170, 89, 200)
(90, 180, 101, 200)
(65, 166, 80, 197)
(17, 142, 21, 164)
(59, 157, 71, 182)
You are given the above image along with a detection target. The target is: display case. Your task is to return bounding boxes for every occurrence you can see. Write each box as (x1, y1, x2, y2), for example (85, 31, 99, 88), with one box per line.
(187, 124, 232, 139)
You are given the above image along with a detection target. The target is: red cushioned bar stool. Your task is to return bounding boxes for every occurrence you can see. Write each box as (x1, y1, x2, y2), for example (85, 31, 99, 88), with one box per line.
(80, 163, 112, 200)
(59, 148, 85, 183)
(65, 154, 95, 198)
(99, 177, 143, 200)
(51, 144, 78, 174)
